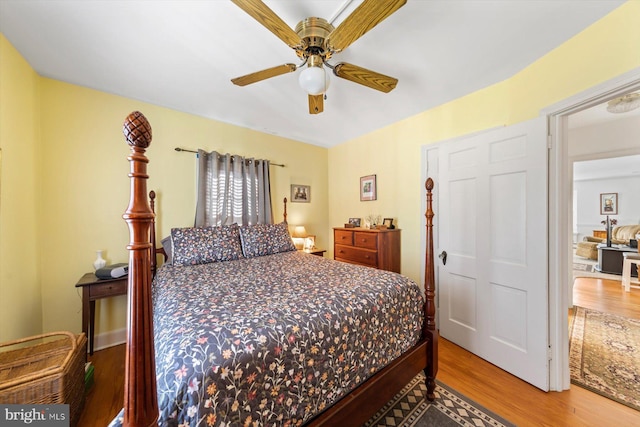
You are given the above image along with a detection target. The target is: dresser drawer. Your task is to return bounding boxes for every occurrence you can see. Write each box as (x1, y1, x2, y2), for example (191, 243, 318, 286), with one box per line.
(353, 232, 377, 250)
(334, 229, 354, 246)
(335, 244, 377, 267)
(89, 279, 127, 298)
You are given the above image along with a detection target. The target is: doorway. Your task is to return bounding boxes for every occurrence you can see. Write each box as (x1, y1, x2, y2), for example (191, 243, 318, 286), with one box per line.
(546, 67, 640, 392)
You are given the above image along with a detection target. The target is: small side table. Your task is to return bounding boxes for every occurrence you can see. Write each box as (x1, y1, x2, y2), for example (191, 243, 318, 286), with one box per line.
(622, 253, 640, 292)
(301, 248, 326, 257)
(75, 272, 127, 355)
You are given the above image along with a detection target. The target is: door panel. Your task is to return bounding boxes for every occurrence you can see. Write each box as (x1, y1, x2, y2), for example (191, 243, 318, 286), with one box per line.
(434, 118, 549, 390)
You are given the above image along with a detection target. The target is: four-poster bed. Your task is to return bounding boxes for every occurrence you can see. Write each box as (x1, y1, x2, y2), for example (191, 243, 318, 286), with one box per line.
(114, 111, 438, 426)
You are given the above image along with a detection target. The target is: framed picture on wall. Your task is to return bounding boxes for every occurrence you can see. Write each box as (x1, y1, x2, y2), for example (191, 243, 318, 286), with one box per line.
(600, 192, 618, 215)
(360, 175, 377, 201)
(291, 185, 310, 203)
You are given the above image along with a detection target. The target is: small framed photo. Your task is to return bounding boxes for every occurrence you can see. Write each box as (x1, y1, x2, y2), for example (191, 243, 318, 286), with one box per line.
(600, 193, 618, 215)
(348, 218, 361, 227)
(360, 175, 377, 201)
(304, 235, 316, 250)
(383, 218, 394, 229)
(291, 185, 310, 203)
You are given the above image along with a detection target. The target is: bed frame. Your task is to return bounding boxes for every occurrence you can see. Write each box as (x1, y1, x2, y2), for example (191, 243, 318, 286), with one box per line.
(120, 111, 438, 426)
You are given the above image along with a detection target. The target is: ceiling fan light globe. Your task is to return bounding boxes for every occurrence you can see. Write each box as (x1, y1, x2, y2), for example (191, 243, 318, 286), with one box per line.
(299, 66, 330, 95)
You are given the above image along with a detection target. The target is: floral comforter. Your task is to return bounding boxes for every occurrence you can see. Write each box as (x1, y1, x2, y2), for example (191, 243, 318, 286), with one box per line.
(116, 251, 424, 426)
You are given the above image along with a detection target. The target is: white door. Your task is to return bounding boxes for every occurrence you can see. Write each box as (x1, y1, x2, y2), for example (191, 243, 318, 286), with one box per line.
(433, 118, 549, 390)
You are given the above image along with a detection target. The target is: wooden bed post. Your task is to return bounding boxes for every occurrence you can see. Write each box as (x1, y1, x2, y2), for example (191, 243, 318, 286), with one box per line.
(283, 197, 288, 223)
(122, 111, 159, 427)
(423, 177, 439, 400)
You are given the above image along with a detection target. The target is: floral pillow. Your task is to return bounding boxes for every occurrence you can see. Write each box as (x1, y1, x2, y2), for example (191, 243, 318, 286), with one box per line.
(239, 222, 296, 258)
(171, 224, 243, 266)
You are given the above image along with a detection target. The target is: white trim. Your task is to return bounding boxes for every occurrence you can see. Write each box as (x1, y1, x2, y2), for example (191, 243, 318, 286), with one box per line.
(93, 327, 126, 352)
(546, 66, 640, 391)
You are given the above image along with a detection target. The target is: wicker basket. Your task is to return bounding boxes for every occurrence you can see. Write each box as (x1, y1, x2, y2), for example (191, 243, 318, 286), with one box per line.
(0, 331, 87, 427)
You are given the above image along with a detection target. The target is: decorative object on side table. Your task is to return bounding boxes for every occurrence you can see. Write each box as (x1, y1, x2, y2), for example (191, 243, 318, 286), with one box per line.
(304, 235, 316, 250)
(360, 174, 377, 201)
(291, 184, 310, 203)
(600, 216, 617, 247)
(93, 250, 107, 270)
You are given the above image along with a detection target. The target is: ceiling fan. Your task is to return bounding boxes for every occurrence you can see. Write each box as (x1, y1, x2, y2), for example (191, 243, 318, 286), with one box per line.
(230, 0, 406, 114)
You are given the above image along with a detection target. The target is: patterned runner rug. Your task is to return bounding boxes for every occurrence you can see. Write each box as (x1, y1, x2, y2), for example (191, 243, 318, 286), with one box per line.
(569, 306, 640, 411)
(364, 373, 515, 427)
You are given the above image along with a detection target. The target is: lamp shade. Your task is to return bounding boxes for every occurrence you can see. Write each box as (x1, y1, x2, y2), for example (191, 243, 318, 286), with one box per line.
(298, 66, 330, 95)
(293, 226, 307, 238)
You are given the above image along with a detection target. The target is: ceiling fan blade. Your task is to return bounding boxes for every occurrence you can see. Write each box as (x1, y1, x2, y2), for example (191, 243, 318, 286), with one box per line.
(326, 0, 406, 52)
(231, 64, 297, 86)
(309, 94, 324, 114)
(231, 0, 302, 48)
(334, 63, 398, 93)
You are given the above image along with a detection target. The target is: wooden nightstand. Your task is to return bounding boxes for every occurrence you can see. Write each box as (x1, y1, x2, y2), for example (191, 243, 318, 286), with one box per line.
(301, 248, 326, 257)
(75, 272, 127, 355)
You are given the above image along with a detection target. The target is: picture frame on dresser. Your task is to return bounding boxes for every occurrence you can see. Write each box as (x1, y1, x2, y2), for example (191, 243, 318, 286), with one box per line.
(360, 175, 377, 201)
(348, 217, 361, 227)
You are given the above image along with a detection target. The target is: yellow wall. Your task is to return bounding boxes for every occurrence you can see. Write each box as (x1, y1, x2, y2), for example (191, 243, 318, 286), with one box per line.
(1, 34, 328, 339)
(37, 80, 329, 336)
(0, 34, 42, 342)
(329, 1, 640, 284)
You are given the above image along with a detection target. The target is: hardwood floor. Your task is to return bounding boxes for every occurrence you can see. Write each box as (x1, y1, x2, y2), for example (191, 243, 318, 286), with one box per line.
(79, 277, 639, 426)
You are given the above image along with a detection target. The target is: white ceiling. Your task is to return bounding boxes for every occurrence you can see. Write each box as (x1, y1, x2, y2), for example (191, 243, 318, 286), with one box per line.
(0, 0, 626, 148)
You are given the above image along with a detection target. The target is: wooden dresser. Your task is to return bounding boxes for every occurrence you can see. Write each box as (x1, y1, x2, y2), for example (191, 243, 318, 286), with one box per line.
(333, 227, 401, 273)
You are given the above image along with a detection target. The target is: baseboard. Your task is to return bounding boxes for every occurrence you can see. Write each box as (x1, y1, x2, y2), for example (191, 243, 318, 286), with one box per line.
(94, 328, 126, 351)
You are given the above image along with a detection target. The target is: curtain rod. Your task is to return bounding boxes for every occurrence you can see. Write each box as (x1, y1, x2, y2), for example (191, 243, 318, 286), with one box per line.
(174, 147, 285, 167)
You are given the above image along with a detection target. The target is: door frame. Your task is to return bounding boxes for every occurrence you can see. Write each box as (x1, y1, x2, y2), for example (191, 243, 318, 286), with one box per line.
(545, 66, 640, 391)
(421, 66, 640, 392)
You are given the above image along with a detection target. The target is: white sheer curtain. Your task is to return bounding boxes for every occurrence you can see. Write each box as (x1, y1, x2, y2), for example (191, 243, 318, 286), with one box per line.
(195, 150, 273, 227)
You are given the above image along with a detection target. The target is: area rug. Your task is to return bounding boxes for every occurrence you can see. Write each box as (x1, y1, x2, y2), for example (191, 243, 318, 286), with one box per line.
(364, 373, 515, 427)
(569, 306, 640, 411)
